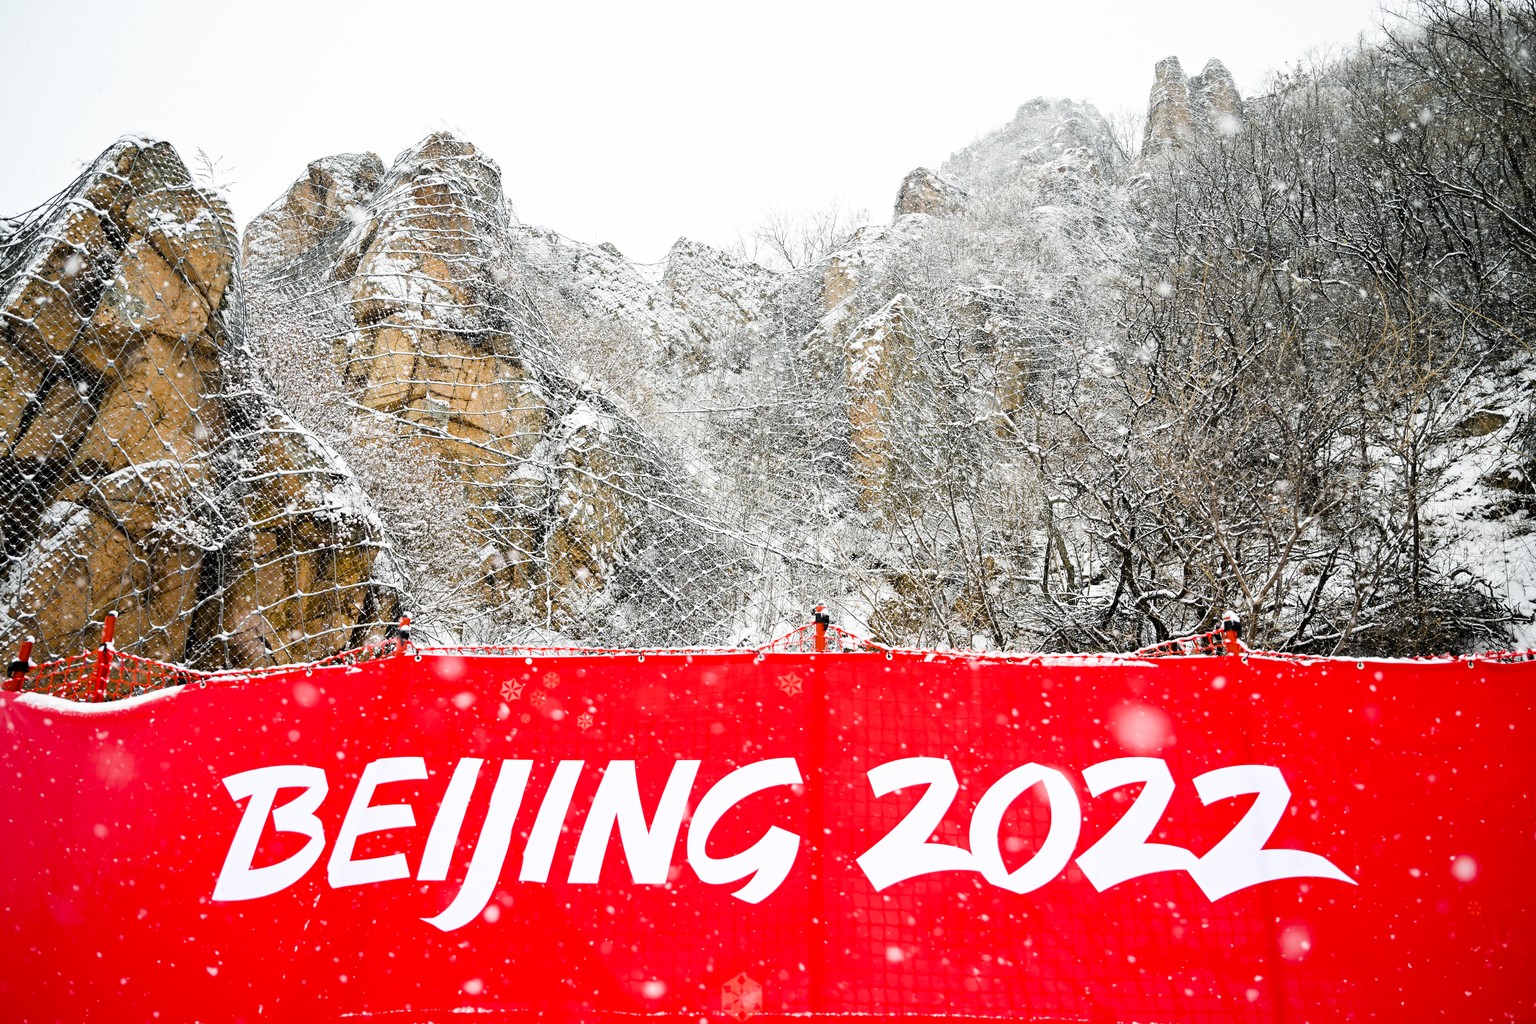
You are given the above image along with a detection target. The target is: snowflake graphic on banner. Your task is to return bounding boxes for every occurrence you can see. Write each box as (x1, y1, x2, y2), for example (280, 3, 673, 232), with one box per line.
(721, 972, 762, 1019)
(777, 673, 803, 696)
(500, 679, 524, 701)
(576, 712, 594, 731)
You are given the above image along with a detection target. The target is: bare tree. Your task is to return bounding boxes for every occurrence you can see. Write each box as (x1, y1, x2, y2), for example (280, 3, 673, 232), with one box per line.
(745, 200, 869, 272)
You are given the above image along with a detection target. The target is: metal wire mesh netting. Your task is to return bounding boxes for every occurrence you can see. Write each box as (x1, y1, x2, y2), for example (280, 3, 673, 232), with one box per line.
(220, 116, 1536, 663)
(242, 135, 759, 650)
(0, 136, 773, 669)
(0, 138, 405, 670)
(4, 109, 1534, 671)
(0, 128, 1071, 671)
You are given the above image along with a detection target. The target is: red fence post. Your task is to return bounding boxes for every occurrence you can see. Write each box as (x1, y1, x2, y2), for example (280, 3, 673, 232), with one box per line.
(395, 615, 412, 658)
(805, 607, 829, 1012)
(91, 613, 116, 702)
(4, 636, 33, 692)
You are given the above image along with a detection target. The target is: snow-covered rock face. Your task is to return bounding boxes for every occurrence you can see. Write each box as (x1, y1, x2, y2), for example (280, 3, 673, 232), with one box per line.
(243, 132, 748, 647)
(0, 138, 397, 667)
(893, 168, 968, 219)
(512, 226, 691, 357)
(242, 152, 384, 271)
(1189, 59, 1242, 135)
(943, 97, 1121, 190)
(240, 93, 1138, 654)
(510, 228, 781, 370)
(844, 294, 917, 507)
(661, 238, 778, 355)
(0, 87, 1143, 664)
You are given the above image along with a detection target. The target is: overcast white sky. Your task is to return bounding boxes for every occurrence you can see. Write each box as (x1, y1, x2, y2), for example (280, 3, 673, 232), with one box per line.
(1, 0, 1402, 264)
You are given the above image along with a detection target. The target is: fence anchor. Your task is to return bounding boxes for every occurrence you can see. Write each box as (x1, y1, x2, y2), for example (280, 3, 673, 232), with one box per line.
(813, 604, 830, 653)
(1221, 610, 1244, 656)
(4, 635, 33, 693)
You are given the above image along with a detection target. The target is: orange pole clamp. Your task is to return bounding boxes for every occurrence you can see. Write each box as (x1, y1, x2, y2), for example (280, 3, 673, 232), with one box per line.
(395, 615, 412, 657)
(4, 636, 33, 693)
(812, 605, 830, 653)
(91, 613, 117, 702)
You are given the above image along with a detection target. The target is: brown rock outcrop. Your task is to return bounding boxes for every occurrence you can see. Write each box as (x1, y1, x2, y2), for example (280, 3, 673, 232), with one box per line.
(845, 294, 917, 509)
(200, 411, 394, 667)
(1191, 59, 1243, 136)
(1143, 57, 1196, 154)
(1141, 57, 1243, 156)
(0, 140, 230, 663)
(820, 225, 894, 318)
(242, 152, 384, 268)
(893, 167, 967, 219)
(286, 135, 555, 504)
(0, 138, 398, 667)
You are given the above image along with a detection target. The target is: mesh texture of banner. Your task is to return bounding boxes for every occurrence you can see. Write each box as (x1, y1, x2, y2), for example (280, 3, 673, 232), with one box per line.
(1, 636, 1532, 1022)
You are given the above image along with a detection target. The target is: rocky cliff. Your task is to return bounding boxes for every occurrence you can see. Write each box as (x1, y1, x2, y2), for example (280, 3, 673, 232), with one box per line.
(0, 139, 398, 666)
(243, 133, 749, 647)
(0, 63, 1226, 663)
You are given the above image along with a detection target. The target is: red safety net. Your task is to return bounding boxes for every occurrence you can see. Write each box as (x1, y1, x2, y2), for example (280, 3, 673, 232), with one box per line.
(1, 626, 1533, 1023)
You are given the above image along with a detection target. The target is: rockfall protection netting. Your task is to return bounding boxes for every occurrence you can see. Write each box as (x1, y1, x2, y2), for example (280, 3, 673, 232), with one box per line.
(236, 129, 1108, 660)
(242, 136, 765, 653)
(0, 131, 1084, 672)
(0, 136, 768, 672)
(0, 139, 402, 671)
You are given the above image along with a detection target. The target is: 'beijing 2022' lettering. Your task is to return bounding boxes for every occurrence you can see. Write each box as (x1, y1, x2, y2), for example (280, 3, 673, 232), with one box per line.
(212, 755, 1354, 930)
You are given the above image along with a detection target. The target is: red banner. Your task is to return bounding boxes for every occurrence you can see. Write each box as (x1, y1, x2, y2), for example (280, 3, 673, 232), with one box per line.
(2, 648, 1532, 1022)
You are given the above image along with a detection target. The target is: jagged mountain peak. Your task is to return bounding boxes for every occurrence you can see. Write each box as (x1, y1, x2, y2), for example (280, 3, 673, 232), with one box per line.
(243, 151, 384, 271)
(382, 132, 504, 204)
(942, 96, 1120, 193)
(0, 134, 395, 667)
(1141, 53, 1244, 156)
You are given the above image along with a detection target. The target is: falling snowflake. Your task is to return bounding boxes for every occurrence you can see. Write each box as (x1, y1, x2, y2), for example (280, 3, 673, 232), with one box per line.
(576, 712, 594, 730)
(500, 680, 524, 701)
(721, 972, 761, 1020)
(777, 673, 804, 696)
